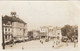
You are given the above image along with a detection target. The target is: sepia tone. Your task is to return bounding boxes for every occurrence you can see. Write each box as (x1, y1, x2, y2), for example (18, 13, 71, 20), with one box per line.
(1, 1, 79, 50)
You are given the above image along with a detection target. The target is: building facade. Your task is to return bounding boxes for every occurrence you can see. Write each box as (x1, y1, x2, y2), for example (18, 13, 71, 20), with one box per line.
(48, 26, 54, 38)
(54, 27, 62, 40)
(2, 20, 12, 43)
(40, 26, 62, 41)
(2, 12, 27, 43)
(40, 26, 48, 39)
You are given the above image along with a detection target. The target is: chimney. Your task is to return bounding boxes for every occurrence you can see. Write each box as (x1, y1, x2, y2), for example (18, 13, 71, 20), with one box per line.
(11, 12, 16, 17)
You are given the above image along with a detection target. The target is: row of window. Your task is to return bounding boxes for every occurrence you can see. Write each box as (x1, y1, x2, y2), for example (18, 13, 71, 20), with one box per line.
(5, 28, 11, 31)
(4, 28, 26, 32)
(5, 35, 12, 41)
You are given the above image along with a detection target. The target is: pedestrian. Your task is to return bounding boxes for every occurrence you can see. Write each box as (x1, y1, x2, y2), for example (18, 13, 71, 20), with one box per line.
(52, 45, 54, 48)
(42, 41, 43, 44)
(11, 35, 15, 45)
(40, 40, 43, 44)
(22, 46, 24, 50)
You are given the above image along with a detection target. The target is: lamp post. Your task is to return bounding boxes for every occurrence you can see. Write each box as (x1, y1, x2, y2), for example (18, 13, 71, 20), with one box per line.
(74, 29, 76, 48)
(2, 23, 5, 49)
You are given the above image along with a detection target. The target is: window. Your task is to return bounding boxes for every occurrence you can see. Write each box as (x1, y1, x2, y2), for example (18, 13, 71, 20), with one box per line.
(7, 21, 11, 25)
(5, 35, 7, 40)
(23, 29, 25, 33)
(8, 28, 10, 31)
(5, 28, 7, 31)
(8, 35, 10, 40)
(5, 32, 7, 34)
(57, 36, 59, 39)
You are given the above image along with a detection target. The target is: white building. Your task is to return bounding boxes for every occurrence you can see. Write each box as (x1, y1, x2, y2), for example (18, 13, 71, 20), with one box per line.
(40, 26, 48, 38)
(2, 21, 12, 43)
(54, 27, 62, 40)
(2, 12, 27, 43)
(48, 26, 54, 38)
(40, 26, 62, 41)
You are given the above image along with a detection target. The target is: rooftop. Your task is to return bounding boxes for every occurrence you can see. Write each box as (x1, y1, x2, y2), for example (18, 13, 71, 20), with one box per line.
(2, 15, 26, 24)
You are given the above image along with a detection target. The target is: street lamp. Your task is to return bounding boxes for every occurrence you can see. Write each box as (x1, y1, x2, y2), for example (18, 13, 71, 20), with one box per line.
(2, 22, 5, 49)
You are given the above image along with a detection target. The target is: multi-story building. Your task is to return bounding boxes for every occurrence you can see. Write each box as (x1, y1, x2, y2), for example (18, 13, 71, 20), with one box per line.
(40, 26, 48, 39)
(2, 19, 12, 43)
(53, 27, 62, 40)
(2, 12, 27, 43)
(40, 26, 62, 41)
(48, 26, 54, 38)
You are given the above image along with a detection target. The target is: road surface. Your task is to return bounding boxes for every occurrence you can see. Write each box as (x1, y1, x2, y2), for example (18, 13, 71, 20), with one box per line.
(5, 40, 78, 50)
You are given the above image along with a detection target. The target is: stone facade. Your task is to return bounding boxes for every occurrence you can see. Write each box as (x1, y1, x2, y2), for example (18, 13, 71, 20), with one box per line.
(40, 26, 62, 41)
(2, 12, 27, 43)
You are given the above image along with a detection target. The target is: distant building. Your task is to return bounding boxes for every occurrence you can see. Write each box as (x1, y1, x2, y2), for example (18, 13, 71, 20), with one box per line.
(48, 26, 54, 38)
(54, 27, 62, 40)
(40, 26, 48, 39)
(40, 26, 62, 41)
(27, 30, 40, 40)
(2, 12, 27, 43)
(32, 30, 40, 39)
(72, 25, 78, 42)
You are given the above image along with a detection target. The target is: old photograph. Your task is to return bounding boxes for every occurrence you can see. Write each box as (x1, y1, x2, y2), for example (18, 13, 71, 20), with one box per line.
(0, 1, 79, 50)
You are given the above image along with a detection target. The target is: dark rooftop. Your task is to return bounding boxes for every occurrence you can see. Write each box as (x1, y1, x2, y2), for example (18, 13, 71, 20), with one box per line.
(2, 15, 26, 24)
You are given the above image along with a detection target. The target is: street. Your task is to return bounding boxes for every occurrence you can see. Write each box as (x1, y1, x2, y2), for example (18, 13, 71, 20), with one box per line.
(5, 40, 78, 50)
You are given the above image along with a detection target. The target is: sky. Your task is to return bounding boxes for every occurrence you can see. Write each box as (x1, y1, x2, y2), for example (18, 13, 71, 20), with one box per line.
(0, 1, 80, 30)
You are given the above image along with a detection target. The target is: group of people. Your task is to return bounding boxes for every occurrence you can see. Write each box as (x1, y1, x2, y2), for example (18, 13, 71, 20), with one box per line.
(40, 38, 61, 48)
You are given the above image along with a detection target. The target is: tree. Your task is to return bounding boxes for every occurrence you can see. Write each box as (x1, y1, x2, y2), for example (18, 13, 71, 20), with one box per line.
(61, 25, 72, 36)
(61, 25, 74, 40)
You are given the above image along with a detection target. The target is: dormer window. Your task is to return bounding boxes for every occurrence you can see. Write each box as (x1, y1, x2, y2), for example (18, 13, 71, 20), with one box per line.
(7, 21, 11, 25)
